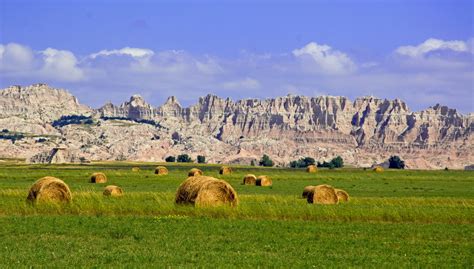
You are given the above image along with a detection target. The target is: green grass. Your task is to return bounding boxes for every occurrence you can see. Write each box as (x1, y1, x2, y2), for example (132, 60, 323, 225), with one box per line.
(0, 162, 473, 267)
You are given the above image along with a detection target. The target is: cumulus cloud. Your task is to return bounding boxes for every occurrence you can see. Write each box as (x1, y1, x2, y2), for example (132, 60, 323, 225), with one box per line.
(395, 38, 469, 57)
(0, 43, 35, 72)
(0, 40, 472, 113)
(40, 48, 84, 81)
(292, 42, 356, 74)
(221, 77, 261, 90)
(89, 47, 154, 59)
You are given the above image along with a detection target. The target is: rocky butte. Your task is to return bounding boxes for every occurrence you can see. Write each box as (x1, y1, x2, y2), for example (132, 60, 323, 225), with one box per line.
(0, 84, 472, 169)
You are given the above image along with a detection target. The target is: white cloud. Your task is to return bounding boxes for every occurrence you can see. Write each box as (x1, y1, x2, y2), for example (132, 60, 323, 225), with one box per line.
(89, 47, 154, 59)
(395, 38, 469, 57)
(0, 43, 35, 71)
(40, 48, 84, 81)
(221, 77, 261, 90)
(292, 42, 356, 75)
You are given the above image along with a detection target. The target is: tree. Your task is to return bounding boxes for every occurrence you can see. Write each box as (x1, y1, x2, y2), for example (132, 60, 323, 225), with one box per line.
(388, 155, 405, 169)
(197, 155, 206, 164)
(177, 154, 193, 163)
(259, 154, 274, 167)
(250, 160, 256, 166)
(290, 157, 316, 168)
(330, 156, 344, 168)
(165, 156, 176, 162)
(317, 156, 344, 169)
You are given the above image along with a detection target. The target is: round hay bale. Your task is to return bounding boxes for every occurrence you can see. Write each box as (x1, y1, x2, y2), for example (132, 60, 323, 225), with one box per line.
(335, 188, 349, 202)
(90, 172, 107, 183)
(175, 176, 238, 207)
(188, 168, 203, 177)
(155, 166, 168, 175)
(242, 174, 257, 185)
(306, 165, 317, 173)
(103, 185, 123, 197)
(302, 185, 316, 198)
(373, 166, 384, 173)
(307, 184, 338, 204)
(26, 176, 72, 203)
(219, 166, 232, 175)
(131, 167, 140, 172)
(256, 175, 272, 187)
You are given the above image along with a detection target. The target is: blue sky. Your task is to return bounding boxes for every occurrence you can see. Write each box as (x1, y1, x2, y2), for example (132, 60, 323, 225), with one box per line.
(0, 0, 473, 112)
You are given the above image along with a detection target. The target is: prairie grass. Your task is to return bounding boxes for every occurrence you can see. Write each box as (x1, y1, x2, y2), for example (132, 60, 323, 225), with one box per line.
(0, 162, 472, 267)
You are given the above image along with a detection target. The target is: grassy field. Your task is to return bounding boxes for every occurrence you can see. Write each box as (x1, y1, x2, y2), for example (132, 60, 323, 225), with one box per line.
(0, 161, 473, 267)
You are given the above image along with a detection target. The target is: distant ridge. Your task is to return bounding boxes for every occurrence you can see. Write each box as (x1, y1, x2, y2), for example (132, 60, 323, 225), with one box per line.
(0, 84, 472, 169)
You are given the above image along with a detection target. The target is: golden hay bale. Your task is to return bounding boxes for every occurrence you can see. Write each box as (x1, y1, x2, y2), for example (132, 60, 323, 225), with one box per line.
(155, 166, 168, 175)
(242, 174, 257, 185)
(188, 168, 203, 177)
(132, 167, 140, 172)
(306, 165, 317, 173)
(90, 172, 107, 183)
(219, 166, 232, 175)
(302, 185, 316, 198)
(26, 176, 72, 203)
(335, 188, 349, 202)
(175, 176, 238, 207)
(103, 185, 123, 197)
(373, 166, 384, 173)
(256, 175, 272, 187)
(307, 184, 338, 205)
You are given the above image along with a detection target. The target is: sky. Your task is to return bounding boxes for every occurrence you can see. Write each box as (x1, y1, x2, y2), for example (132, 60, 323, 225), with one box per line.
(0, 0, 473, 113)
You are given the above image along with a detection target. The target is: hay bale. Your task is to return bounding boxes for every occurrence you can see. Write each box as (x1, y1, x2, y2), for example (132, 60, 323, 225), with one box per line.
(335, 188, 349, 202)
(302, 185, 316, 198)
(219, 166, 232, 175)
(103, 185, 123, 197)
(256, 175, 272, 187)
(175, 176, 238, 207)
(373, 166, 384, 173)
(306, 165, 317, 173)
(26, 176, 72, 203)
(188, 168, 203, 177)
(132, 167, 140, 172)
(90, 172, 107, 183)
(307, 184, 338, 204)
(155, 166, 168, 175)
(242, 174, 257, 185)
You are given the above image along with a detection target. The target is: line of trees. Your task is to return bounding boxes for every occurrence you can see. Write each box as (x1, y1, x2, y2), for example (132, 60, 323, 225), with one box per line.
(165, 154, 206, 163)
(52, 115, 93, 127)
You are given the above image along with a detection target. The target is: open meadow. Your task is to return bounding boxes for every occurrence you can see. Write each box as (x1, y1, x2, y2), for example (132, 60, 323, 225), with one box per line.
(0, 161, 472, 267)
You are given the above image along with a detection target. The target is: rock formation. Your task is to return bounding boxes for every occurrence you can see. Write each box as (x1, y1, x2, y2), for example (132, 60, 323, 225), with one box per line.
(0, 84, 472, 169)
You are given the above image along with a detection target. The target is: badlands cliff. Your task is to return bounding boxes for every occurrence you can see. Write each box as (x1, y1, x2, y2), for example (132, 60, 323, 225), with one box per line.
(0, 84, 472, 169)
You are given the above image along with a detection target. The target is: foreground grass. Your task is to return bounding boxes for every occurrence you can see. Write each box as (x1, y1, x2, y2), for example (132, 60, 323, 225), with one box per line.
(1, 216, 472, 267)
(0, 191, 472, 224)
(0, 162, 473, 267)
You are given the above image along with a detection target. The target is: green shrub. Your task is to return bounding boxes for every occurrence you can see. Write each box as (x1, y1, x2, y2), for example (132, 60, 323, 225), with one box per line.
(177, 154, 193, 163)
(165, 156, 176, 162)
(197, 155, 206, 164)
(259, 154, 274, 167)
(388, 155, 405, 169)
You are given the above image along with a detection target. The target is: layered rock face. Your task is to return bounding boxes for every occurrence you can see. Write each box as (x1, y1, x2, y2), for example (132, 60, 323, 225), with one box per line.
(0, 84, 472, 169)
